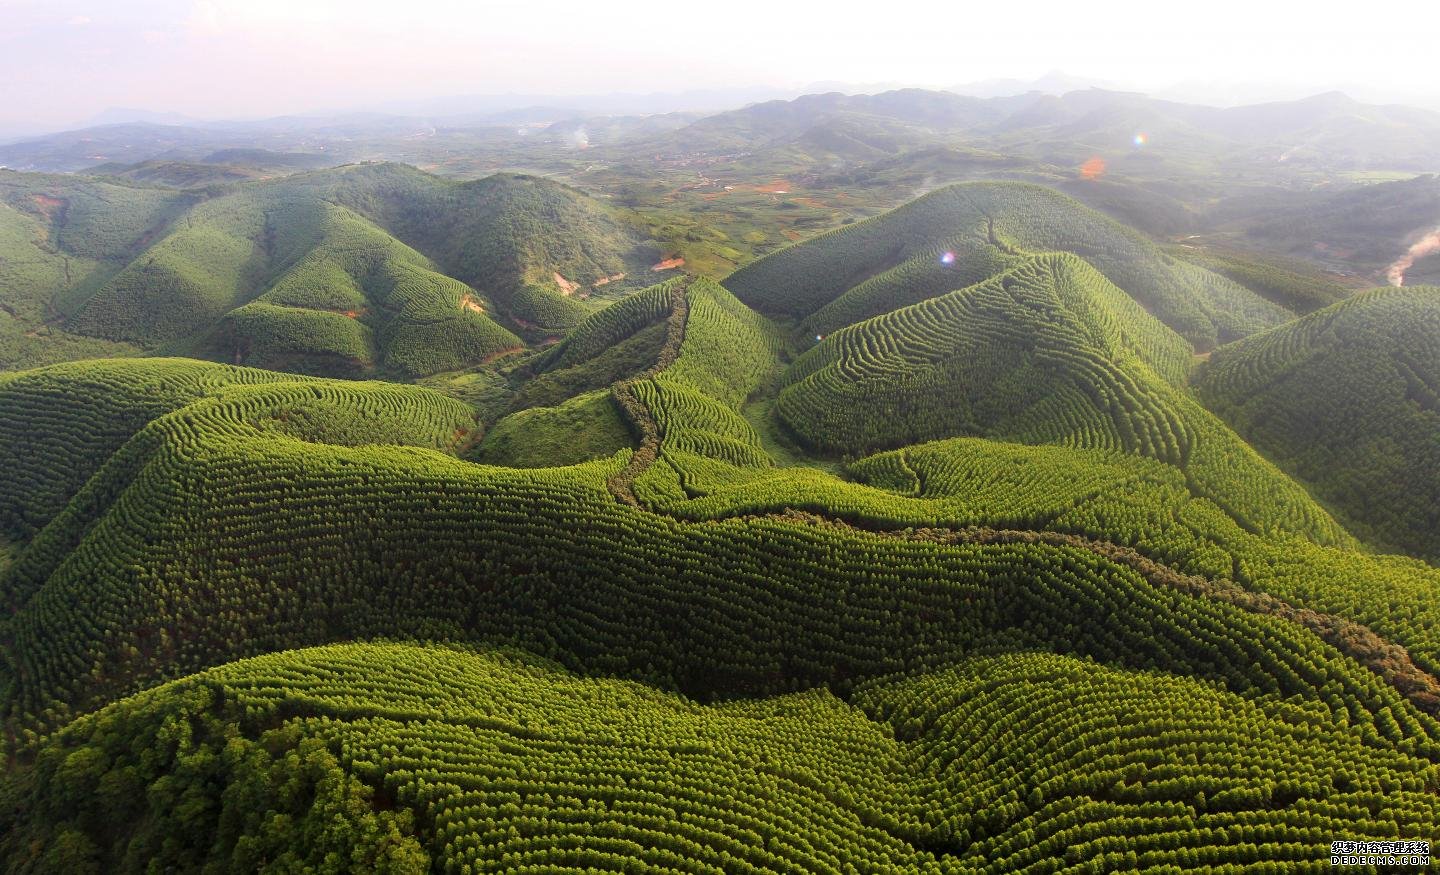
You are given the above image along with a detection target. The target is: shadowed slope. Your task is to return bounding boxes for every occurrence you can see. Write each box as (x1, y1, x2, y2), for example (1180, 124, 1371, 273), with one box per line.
(1197, 285, 1440, 561)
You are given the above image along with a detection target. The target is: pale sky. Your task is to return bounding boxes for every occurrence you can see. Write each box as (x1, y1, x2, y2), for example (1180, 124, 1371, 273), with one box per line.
(3, 0, 1439, 134)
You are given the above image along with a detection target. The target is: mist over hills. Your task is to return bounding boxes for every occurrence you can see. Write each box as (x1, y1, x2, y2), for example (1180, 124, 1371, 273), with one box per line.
(8, 84, 1440, 175)
(664, 87, 1440, 171)
(948, 70, 1118, 99)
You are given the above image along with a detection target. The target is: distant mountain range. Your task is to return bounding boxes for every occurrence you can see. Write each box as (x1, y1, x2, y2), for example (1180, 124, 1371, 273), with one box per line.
(650, 86, 1440, 172)
(7, 85, 1438, 175)
(948, 70, 1117, 99)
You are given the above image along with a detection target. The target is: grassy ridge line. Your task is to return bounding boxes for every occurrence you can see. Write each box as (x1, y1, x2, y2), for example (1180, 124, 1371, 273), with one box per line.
(774, 510, 1440, 715)
(583, 281, 1437, 711)
(772, 253, 1350, 547)
(724, 181, 1293, 350)
(5, 363, 1433, 747)
(606, 278, 691, 505)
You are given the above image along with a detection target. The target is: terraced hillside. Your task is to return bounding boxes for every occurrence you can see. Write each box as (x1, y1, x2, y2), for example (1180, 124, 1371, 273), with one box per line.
(594, 276, 1440, 688)
(3, 179, 1440, 871)
(1197, 285, 1440, 561)
(724, 181, 1294, 350)
(472, 280, 679, 467)
(0, 163, 659, 375)
(3, 351, 1440, 870)
(6, 643, 1437, 873)
(771, 254, 1345, 546)
(0, 358, 309, 540)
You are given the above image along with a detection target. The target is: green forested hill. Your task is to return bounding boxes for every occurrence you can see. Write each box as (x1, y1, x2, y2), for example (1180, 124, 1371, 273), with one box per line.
(2, 174, 1439, 872)
(1168, 244, 1357, 315)
(3, 340, 1439, 869)
(0, 358, 308, 539)
(724, 181, 1294, 350)
(0, 172, 189, 369)
(1197, 285, 1440, 560)
(376, 169, 654, 330)
(2, 349, 1440, 869)
(769, 254, 1347, 546)
(472, 281, 680, 467)
(0, 164, 658, 375)
(5, 642, 1437, 873)
(199, 202, 523, 377)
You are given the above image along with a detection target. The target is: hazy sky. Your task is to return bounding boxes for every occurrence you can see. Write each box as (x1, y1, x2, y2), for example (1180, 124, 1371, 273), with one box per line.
(3, 0, 1439, 133)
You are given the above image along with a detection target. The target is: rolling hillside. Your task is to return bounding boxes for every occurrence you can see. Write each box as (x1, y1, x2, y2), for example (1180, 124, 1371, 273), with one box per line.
(647, 87, 1440, 172)
(1197, 285, 1440, 560)
(4, 313, 1440, 868)
(1235, 173, 1440, 271)
(471, 280, 680, 467)
(724, 181, 1293, 350)
(0, 163, 660, 375)
(0, 171, 191, 369)
(11, 88, 1440, 177)
(770, 253, 1349, 545)
(3, 173, 1440, 869)
(5, 642, 1436, 872)
(659, 89, 1002, 156)
(198, 202, 523, 377)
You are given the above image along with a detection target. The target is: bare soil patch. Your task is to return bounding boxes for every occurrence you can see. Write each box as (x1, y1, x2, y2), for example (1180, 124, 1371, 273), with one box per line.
(29, 194, 65, 221)
(481, 346, 526, 365)
(553, 272, 580, 296)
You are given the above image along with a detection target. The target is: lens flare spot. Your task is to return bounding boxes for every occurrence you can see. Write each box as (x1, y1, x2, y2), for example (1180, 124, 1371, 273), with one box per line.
(940, 251, 956, 265)
(814, 334, 825, 343)
(1132, 132, 1148, 147)
(1080, 156, 1106, 180)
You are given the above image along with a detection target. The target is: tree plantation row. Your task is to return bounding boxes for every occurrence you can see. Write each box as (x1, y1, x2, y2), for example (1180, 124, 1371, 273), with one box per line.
(1, 174, 1438, 871)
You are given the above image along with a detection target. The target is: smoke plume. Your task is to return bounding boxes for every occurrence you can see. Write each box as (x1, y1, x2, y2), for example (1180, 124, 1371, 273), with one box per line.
(1386, 227, 1440, 286)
